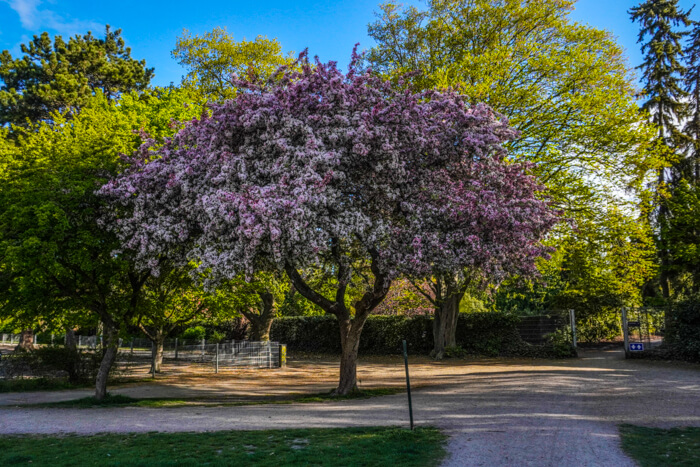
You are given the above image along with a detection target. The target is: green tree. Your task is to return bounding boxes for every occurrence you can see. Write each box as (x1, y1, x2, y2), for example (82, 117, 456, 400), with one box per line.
(0, 26, 154, 126)
(631, 0, 692, 299)
(172, 27, 294, 101)
(0, 88, 199, 398)
(368, 0, 655, 353)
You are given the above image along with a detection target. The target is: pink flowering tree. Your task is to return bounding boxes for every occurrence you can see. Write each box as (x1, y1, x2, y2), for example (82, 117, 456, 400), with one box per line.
(100, 49, 558, 395)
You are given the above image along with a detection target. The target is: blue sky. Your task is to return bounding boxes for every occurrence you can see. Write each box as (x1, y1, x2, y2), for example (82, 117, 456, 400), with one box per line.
(0, 0, 697, 88)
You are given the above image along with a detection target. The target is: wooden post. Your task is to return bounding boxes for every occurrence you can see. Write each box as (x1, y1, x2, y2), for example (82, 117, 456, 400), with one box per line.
(402, 340, 414, 430)
(279, 344, 287, 367)
(622, 307, 629, 358)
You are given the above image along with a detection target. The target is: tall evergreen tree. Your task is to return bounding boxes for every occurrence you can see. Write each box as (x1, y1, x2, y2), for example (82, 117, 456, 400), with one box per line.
(0, 26, 154, 126)
(684, 20, 700, 181)
(630, 0, 692, 299)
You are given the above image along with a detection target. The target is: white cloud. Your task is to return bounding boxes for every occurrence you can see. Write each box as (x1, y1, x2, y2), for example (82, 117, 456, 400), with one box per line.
(2, 0, 103, 36)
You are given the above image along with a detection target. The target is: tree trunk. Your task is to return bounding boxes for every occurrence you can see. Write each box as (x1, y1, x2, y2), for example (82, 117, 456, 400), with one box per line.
(95, 326, 119, 400)
(248, 316, 274, 341)
(334, 317, 364, 396)
(65, 327, 77, 350)
(16, 329, 34, 351)
(150, 329, 165, 373)
(244, 291, 275, 341)
(431, 282, 464, 359)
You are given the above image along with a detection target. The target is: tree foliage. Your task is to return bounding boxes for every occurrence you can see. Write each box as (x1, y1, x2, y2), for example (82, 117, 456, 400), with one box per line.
(0, 26, 154, 126)
(100, 50, 558, 393)
(172, 27, 294, 101)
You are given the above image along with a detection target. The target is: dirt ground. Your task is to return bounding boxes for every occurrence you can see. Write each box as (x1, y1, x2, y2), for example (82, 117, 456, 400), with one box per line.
(1, 348, 699, 466)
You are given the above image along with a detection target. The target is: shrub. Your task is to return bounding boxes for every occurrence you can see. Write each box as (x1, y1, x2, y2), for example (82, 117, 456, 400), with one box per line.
(661, 301, 700, 362)
(180, 326, 206, 341)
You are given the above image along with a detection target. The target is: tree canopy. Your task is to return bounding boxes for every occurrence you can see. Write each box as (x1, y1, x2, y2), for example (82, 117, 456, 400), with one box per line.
(0, 26, 154, 126)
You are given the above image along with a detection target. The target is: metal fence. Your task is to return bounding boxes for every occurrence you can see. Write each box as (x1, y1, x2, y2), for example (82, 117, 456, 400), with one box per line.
(0, 334, 21, 346)
(516, 310, 577, 346)
(622, 307, 666, 355)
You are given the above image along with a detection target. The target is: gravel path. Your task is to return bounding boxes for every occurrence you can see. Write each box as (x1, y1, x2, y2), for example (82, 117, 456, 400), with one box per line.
(1, 349, 698, 466)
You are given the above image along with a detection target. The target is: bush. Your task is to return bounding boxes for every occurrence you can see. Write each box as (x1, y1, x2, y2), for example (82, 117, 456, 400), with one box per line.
(271, 313, 575, 358)
(660, 301, 700, 362)
(180, 326, 206, 341)
(0, 345, 112, 384)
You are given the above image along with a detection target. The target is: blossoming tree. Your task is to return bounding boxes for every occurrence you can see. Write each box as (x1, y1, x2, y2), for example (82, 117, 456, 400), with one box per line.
(101, 49, 558, 395)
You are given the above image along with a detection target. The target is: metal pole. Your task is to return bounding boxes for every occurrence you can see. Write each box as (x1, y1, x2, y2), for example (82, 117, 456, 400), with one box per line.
(402, 340, 414, 430)
(130, 338, 134, 356)
(215, 343, 219, 374)
(174, 338, 178, 360)
(569, 309, 577, 348)
(622, 307, 629, 357)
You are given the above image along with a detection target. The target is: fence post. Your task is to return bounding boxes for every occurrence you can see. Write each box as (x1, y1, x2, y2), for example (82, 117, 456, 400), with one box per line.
(201, 339, 205, 357)
(402, 340, 414, 430)
(174, 338, 178, 360)
(215, 343, 219, 374)
(622, 306, 629, 358)
(34, 334, 38, 345)
(569, 309, 577, 348)
(279, 344, 287, 368)
(267, 341, 272, 369)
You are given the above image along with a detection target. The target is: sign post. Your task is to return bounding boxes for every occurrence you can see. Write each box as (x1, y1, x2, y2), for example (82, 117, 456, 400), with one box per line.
(402, 339, 414, 430)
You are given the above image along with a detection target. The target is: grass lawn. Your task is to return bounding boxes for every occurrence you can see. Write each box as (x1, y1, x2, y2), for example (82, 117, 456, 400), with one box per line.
(619, 425, 700, 467)
(24, 387, 405, 408)
(0, 426, 447, 466)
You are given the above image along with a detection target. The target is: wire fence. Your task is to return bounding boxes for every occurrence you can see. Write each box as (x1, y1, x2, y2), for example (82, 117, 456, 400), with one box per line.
(516, 310, 576, 346)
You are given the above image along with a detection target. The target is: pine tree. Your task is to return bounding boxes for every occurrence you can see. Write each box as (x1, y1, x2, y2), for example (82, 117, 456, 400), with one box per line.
(684, 20, 700, 182)
(0, 26, 154, 126)
(630, 0, 692, 299)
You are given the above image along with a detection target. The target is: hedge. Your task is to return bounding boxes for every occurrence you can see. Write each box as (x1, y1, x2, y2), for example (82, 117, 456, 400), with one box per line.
(657, 301, 700, 363)
(271, 313, 575, 358)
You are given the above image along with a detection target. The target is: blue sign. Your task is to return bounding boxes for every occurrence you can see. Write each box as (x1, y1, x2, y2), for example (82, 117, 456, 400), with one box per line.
(629, 343, 644, 351)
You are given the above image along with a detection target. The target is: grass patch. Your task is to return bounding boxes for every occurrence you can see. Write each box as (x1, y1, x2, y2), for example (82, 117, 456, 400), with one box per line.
(26, 387, 406, 409)
(0, 378, 87, 393)
(619, 424, 700, 467)
(0, 426, 446, 466)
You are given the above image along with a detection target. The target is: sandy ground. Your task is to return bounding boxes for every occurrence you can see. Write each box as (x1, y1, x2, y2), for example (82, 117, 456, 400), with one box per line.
(0, 348, 699, 466)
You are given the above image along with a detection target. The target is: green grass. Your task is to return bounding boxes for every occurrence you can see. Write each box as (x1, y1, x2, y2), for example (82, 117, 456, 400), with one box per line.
(26, 387, 406, 409)
(0, 426, 447, 466)
(0, 378, 86, 393)
(619, 425, 700, 467)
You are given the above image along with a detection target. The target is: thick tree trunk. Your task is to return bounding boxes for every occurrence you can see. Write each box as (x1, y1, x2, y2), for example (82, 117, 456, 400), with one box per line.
(244, 291, 275, 341)
(150, 330, 165, 373)
(16, 329, 34, 351)
(95, 326, 119, 400)
(65, 327, 77, 350)
(431, 284, 464, 360)
(334, 317, 365, 396)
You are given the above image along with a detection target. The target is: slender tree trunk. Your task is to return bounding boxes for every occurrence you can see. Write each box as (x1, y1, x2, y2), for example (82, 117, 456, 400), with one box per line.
(95, 325, 119, 400)
(150, 329, 165, 373)
(16, 329, 34, 351)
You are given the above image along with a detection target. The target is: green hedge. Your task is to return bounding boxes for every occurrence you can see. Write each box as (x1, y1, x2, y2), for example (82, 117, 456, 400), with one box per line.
(271, 313, 575, 358)
(660, 301, 700, 362)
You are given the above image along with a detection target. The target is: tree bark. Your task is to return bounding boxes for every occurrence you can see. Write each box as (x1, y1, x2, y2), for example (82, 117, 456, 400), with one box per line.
(431, 281, 464, 360)
(244, 292, 275, 341)
(65, 327, 77, 350)
(335, 317, 364, 395)
(94, 325, 118, 400)
(16, 329, 34, 351)
(150, 329, 165, 373)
